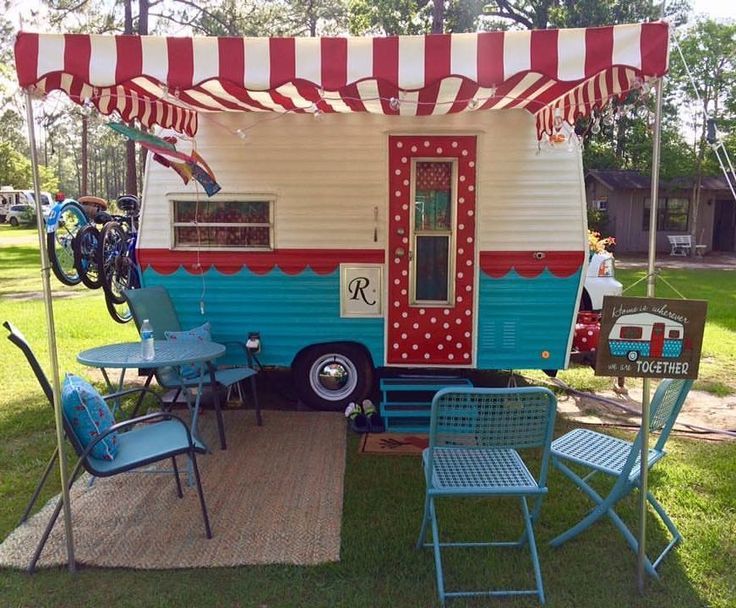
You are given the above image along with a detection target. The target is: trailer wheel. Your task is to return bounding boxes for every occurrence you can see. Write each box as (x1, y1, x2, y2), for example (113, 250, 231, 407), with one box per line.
(292, 343, 374, 411)
(627, 350, 639, 362)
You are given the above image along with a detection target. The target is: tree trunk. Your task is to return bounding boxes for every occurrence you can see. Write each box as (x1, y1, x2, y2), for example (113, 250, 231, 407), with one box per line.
(123, 0, 137, 197)
(432, 0, 445, 34)
(81, 114, 88, 196)
(138, 0, 149, 35)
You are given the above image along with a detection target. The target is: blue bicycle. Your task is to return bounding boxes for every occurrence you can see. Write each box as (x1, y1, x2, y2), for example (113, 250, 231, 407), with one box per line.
(46, 198, 89, 286)
(97, 195, 141, 323)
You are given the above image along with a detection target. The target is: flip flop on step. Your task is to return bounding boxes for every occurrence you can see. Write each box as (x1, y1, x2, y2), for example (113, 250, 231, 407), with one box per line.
(345, 401, 370, 434)
(362, 399, 386, 433)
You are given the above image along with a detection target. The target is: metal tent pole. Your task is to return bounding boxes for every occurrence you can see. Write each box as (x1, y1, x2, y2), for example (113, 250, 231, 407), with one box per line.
(24, 91, 76, 572)
(639, 75, 665, 593)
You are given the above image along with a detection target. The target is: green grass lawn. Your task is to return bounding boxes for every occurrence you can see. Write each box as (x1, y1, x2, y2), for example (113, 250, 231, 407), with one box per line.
(0, 229, 734, 607)
(616, 268, 736, 396)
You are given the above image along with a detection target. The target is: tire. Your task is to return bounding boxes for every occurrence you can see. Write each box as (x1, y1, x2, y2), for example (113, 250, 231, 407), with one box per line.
(99, 222, 136, 304)
(47, 201, 88, 286)
(9, 217, 18, 227)
(292, 343, 374, 411)
(627, 350, 639, 362)
(579, 289, 593, 312)
(73, 224, 102, 289)
(105, 295, 133, 324)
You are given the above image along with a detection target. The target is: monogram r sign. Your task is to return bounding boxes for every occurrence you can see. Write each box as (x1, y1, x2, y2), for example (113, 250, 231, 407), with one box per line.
(340, 264, 384, 318)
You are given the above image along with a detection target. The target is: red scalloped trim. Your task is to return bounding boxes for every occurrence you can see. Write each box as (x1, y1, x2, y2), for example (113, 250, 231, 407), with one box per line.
(479, 251, 585, 278)
(137, 248, 385, 276)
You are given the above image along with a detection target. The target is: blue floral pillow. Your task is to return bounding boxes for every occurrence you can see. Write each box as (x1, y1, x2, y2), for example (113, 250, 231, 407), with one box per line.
(61, 374, 118, 461)
(164, 322, 212, 379)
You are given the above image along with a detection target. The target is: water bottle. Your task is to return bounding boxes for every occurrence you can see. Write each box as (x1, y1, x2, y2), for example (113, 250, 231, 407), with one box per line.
(140, 319, 155, 360)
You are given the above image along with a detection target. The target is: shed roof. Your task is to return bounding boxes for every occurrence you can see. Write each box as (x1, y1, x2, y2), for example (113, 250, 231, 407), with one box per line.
(587, 169, 736, 192)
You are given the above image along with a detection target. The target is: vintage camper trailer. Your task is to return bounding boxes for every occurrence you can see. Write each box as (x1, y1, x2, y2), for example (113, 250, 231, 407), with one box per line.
(136, 112, 589, 408)
(14, 23, 670, 409)
(608, 312, 684, 362)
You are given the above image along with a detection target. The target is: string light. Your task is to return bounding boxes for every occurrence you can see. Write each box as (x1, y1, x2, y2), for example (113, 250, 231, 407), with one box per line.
(553, 107, 564, 130)
(636, 104, 651, 120)
(29, 71, 659, 145)
(81, 97, 94, 117)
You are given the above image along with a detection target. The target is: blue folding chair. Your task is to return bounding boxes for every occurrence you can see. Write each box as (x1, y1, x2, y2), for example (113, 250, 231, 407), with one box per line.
(417, 387, 557, 605)
(549, 378, 693, 576)
(124, 286, 262, 451)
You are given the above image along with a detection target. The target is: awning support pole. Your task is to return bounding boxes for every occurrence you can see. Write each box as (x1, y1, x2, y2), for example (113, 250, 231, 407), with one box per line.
(639, 74, 665, 593)
(24, 90, 76, 572)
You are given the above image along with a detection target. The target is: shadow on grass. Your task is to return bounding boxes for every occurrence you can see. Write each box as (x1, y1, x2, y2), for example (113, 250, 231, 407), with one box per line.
(0, 245, 40, 271)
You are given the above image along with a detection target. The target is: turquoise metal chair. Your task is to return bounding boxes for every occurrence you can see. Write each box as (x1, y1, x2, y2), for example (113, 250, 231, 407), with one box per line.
(417, 386, 557, 605)
(549, 378, 693, 577)
(4, 321, 212, 573)
(124, 286, 262, 450)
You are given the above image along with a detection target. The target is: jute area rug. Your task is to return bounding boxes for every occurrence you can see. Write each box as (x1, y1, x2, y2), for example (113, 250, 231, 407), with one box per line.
(0, 410, 345, 570)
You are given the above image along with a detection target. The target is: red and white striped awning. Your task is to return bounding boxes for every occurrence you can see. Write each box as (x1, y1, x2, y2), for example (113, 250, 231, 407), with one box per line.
(14, 22, 669, 138)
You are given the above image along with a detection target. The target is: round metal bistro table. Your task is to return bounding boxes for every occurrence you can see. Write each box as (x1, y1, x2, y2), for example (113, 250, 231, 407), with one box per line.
(78, 340, 227, 448)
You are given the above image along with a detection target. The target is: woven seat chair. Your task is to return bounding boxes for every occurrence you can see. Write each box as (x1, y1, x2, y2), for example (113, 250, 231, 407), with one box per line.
(549, 378, 693, 577)
(417, 386, 557, 605)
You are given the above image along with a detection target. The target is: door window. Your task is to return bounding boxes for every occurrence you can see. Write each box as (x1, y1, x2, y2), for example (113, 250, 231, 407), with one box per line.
(412, 161, 455, 305)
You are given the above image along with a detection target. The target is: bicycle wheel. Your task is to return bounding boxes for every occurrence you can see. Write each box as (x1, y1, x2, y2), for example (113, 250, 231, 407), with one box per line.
(99, 222, 135, 305)
(47, 201, 89, 285)
(105, 294, 133, 324)
(73, 224, 102, 289)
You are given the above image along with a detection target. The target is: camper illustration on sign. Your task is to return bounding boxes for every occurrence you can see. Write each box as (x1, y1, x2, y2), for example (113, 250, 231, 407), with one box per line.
(608, 312, 684, 362)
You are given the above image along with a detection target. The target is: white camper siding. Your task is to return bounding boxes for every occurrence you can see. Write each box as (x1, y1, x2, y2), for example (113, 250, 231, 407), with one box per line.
(138, 110, 587, 252)
(477, 130, 587, 251)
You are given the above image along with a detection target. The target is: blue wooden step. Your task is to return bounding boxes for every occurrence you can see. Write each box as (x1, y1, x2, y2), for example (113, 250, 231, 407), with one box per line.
(379, 376, 473, 432)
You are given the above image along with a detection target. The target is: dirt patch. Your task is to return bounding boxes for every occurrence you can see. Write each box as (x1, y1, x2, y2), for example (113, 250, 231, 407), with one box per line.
(616, 253, 736, 271)
(556, 383, 736, 442)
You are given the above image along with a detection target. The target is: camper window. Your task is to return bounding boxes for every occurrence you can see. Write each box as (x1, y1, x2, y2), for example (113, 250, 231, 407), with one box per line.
(172, 199, 272, 249)
(668, 329, 681, 339)
(411, 160, 455, 305)
(620, 326, 643, 340)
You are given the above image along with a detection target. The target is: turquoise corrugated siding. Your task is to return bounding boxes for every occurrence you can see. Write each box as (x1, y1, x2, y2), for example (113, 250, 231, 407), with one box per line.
(143, 266, 580, 370)
(476, 269, 581, 369)
(142, 268, 384, 367)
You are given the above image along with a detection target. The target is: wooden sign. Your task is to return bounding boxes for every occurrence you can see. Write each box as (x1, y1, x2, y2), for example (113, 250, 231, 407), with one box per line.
(595, 296, 707, 379)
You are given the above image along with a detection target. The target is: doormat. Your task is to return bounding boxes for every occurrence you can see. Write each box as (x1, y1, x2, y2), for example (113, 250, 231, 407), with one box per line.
(0, 410, 345, 570)
(359, 432, 428, 455)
